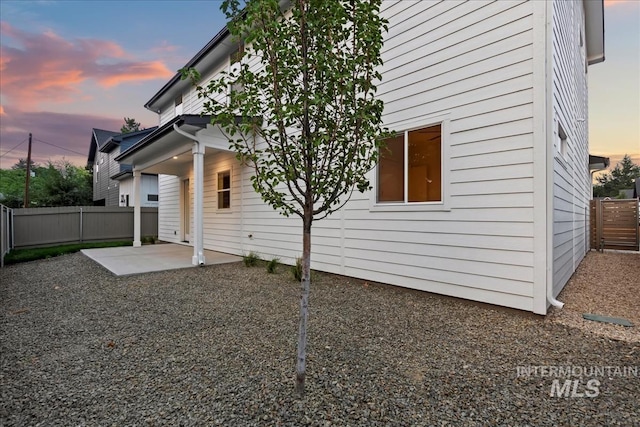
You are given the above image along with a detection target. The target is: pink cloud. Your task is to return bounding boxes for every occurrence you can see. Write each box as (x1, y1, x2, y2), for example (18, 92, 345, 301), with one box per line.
(0, 22, 173, 110)
(604, 0, 634, 6)
(0, 106, 130, 168)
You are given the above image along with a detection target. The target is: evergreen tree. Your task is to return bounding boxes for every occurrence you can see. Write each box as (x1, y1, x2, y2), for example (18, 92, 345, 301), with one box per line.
(593, 155, 640, 198)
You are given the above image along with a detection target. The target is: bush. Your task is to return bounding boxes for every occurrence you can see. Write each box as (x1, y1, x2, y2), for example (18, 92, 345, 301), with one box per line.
(266, 257, 280, 274)
(243, 251, 261, 267)
(141, 236, 157, 244)
(291, 257, 303, 281)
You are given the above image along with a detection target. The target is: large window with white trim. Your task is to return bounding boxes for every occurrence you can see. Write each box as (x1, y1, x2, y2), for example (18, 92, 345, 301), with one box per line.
(377, 124, 442, 203)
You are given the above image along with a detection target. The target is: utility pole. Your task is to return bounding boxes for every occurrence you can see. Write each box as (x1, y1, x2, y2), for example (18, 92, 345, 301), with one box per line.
(24, 133, 32, 208)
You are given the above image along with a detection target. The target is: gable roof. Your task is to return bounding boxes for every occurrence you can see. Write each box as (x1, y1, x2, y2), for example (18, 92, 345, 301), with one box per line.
(100, 127, 158, 153)
(144, 26, 231, 113)
(87, 128, 120, 167)
(115, 115, 213, 162)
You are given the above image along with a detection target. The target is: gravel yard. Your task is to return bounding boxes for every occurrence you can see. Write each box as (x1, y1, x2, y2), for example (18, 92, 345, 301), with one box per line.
(1, 252, 638, 426)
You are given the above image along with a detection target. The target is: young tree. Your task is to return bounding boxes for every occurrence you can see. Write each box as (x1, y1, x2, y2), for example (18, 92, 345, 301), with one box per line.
(120, 117, 141, 134)
(593, 155, 640, 198)
(183, 0, 388, 394)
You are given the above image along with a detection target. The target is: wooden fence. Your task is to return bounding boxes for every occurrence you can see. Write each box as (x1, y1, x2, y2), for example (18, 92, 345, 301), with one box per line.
(10, 206, 158, 249)
(590, 199, 639, 251)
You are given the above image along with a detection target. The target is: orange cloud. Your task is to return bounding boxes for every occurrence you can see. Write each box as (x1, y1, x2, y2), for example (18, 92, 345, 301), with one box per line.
(604, 0, 635, 6)
(98, 61, 174, 87)
(0, 105, 5, 116)
(0, 22, 173, 110)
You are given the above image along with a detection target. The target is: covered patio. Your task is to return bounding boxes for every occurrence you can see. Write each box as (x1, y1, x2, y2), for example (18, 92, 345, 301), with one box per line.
(81, 244, 241, 276)
(114, 114, 236, 267)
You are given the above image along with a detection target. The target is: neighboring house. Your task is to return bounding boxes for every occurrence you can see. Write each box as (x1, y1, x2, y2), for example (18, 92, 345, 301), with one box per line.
(87, 128, 159, 207)
(117, 1, 605, 315)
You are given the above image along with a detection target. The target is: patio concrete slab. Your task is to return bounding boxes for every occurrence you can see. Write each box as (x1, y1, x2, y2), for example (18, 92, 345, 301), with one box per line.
(81, 244, 241, 276)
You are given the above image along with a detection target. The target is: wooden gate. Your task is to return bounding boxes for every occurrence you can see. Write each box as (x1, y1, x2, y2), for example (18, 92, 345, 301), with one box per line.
(590, 199, 639, 251)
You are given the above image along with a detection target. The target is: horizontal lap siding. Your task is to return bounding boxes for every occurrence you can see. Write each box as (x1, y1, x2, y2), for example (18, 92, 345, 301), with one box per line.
(158, 174, 181, 243)
(202, 151, 242, 254)
(155, 1, 541, 312)
(551, 1, 590, 296)
(340, 0, 537, 310)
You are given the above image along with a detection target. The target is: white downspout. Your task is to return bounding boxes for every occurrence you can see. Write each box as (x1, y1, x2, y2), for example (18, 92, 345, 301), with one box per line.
(133, 170, 142, 247)
(545, 0, 564, 310)
(173, 124, 206, 266)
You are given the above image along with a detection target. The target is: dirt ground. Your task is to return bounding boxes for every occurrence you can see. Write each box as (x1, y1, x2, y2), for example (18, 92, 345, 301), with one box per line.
(547, 250, 640, 343)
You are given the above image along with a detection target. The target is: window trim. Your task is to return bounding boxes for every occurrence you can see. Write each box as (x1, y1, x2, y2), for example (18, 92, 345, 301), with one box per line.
(370, 114, 451, 212)
(217, 169, 232, 211)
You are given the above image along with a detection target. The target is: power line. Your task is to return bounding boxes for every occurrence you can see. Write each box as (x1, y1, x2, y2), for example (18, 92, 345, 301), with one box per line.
(0, 137, 28, 158)
(34, 138, 86, 157)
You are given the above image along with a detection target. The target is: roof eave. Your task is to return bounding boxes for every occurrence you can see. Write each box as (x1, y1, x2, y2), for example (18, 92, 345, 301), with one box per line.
(584, 0, 605, 66)
(144, 26, 231, 113)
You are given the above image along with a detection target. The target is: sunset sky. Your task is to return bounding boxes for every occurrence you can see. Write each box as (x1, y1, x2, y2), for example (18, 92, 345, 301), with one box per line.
(0, 0, 638, 171)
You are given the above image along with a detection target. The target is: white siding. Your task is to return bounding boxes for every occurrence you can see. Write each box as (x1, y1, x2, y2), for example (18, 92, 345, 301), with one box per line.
(151, 0, 589, 313)
(158, 174, 181, 243)
(551, 0, 591, 297)
(141, 175, 159, 208)
(119, 179, 132, 207)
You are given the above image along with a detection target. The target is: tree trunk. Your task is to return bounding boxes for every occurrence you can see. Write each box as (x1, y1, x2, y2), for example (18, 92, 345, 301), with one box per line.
(295, 213, 312, 396)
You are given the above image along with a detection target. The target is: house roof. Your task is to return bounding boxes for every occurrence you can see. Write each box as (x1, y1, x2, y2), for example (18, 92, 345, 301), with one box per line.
(144, 26, 231, 113)
(87, 128, 120, 167)
(584, 0, 605, 65)
(100, 127, 158, 153)
(115, 115, 213, 162)
(589, 154, 610, 172)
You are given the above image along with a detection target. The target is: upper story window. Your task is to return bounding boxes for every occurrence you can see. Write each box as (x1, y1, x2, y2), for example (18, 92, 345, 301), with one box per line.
(230, 43, 244, 64)
(175, 94, 183, 115)
(217, 170, 231, 209)
(378, 124, 442, 204)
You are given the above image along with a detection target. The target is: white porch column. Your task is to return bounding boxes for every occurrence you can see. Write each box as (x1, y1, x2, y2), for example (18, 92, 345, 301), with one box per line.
(133, 170, 142, 247)
(192, 142, 206, 265)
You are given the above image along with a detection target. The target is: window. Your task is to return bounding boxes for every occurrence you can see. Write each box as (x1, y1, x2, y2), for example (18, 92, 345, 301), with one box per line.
(230, 43, 244, 64)
(557, 122, 568, 160)
(217, 170, 231, 209)
(147, 194, 159, 202)
(378, 124, 442, 203)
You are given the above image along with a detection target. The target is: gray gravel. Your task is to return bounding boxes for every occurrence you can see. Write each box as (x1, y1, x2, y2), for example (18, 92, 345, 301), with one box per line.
(1, 253, 638, 426)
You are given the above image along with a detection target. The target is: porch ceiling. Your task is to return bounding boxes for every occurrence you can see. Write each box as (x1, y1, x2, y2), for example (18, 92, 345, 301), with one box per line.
(115, 115, 213, 175)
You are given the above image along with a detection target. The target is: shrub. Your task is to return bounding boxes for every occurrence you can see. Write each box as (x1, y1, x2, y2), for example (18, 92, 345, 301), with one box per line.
(291, 257, 303, 281)
(266, 257, 280, 274)
(243, 251, 261, 267)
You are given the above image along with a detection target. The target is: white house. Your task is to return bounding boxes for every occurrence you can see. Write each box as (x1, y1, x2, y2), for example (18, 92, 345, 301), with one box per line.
(117, 0, 605, 315)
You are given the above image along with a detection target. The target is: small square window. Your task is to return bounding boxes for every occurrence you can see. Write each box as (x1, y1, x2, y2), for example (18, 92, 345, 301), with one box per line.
(217, 170, 231, 209)
(147, 194, 159, 202)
